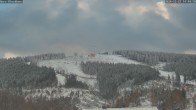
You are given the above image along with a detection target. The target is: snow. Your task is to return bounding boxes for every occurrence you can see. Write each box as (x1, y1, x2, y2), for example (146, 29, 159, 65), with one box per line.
(186, 80, 196, 86)
(87, 54, 141, 64)
(38, 54, 140, 88)
(83, 107, 158, 110)
(159, 70, 175, 78)
(152, 62, 166, 70)
(26, 62, 31, 65)
(158, 70, 184, 83)
(153, 63, 184, 83)
(38, 59, 90, 78)
(25, 87, 106, 108)
(56, 74, 66, 86)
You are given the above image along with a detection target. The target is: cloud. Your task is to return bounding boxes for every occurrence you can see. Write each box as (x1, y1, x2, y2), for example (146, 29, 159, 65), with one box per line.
(155, 2, 170, 20)
(3, 52, 19, 59)
(118, 1, 170, 20)
(0, 0, 196, 58)
(77, 0, 100, 20)
(38, 0, 71, 19)
(77, 0, 90, 11)
(184, 50, 196, 55)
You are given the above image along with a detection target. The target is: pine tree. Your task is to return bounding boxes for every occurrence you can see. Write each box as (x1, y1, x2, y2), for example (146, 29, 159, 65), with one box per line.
(168, 75, 171, 83)
(183, 74, 187, 83)
(175, 72, 180, 86)
(172, 75, 175, 81)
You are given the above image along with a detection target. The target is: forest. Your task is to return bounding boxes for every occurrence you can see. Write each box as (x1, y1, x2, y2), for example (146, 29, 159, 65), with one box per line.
(81, 62, 160, 99)
(0, 57, 57, 88)
(24, 53, 66, 64)
(114, 50, 196, 80)
(114, 88, 187, 110)
(0, 90, 78, 110)
(64, 74, 88, 89)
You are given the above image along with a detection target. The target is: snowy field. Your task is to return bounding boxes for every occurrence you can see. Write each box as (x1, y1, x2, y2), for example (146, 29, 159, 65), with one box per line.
(186, 80, 196, 86)
(56, 74, 66, 86)
(38, 54, 141, 87)
(87, 54, 141, 64)
(83, 107, 158, 110)
(153, 63, 184, 83)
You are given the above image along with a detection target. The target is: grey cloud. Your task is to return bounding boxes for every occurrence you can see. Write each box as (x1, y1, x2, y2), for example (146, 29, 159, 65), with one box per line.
(0, 0, 196, 57)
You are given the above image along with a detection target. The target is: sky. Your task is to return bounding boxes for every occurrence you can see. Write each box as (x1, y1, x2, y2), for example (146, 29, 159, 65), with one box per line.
(0, 0, 196, 58)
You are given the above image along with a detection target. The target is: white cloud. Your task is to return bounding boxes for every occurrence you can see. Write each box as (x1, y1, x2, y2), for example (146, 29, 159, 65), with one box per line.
(77, 0, 90, 11)
(42, 0, 70, 19)
(155, 2, 170, 20)
(118, 1, 170, 20)
(118, 5, 150, 16)
(77, 0, 97, 18)
(3, 52, 19, 59)
(184, 50, 196, 55)
(77, 0, 105, 22)
(77, 0, 97, 12)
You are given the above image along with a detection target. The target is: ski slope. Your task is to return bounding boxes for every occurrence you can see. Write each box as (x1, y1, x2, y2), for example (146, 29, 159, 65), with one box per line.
(38, 54, 140, 87)
(87, 54, 141, 64)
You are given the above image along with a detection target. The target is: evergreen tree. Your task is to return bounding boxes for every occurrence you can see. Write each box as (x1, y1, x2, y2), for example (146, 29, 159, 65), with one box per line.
(168, 75, 171, 83)
(183, 74, 187, 83)
(175, 72, 180, 86)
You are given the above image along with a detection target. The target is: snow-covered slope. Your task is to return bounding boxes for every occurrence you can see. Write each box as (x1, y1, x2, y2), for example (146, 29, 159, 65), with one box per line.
(33, 54, 196, 109)
(87, 54, 140, 64)
(153, 63, 184, 83)
(38, 54, 140, 87)
(56, 74, 66, 86)
(25, 87, 106, 109)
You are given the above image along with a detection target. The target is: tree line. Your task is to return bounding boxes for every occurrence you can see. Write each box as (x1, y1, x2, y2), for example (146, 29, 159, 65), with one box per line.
(64, 74, 88, 89)
(24, 53, 66, 64)
(114, 88, 186, 110)
(81, 62, 160, 99)
(0, 57, 57, 89)
(0, 90, 78, 110)
(114, 50, 196, 65)
(114, 50, 196, 80)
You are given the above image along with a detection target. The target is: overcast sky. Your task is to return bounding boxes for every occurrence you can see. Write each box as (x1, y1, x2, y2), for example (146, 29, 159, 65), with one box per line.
(0, 0, 196, 58)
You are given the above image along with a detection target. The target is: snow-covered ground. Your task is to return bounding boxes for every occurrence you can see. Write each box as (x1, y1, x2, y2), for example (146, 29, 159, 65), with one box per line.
(153, 63, 184, 83)
(38, 54, 141, 88)
(35, 54, 196, 109)
(83, 107, 158, 110)
(152, 62, 166, 70)
(186, 80, 196, 86)
(158, 70, 184, 83)
(87, 54, 141, 64)
(159, 70, 175, 78)
(25, 87, 106, 108)
(35, 54, 143, 108)
(56, 74, 66, 86)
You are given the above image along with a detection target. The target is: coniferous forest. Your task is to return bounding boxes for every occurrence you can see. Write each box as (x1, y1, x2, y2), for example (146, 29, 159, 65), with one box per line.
(114, 50, 196, 80)
(0, 57, 57, 88)
(0, 52, 195, 110)
(81, 62, 160, 99)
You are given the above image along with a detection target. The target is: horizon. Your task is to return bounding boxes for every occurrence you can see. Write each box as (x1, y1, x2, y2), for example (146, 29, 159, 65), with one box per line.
(2, 49, 196, 59)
